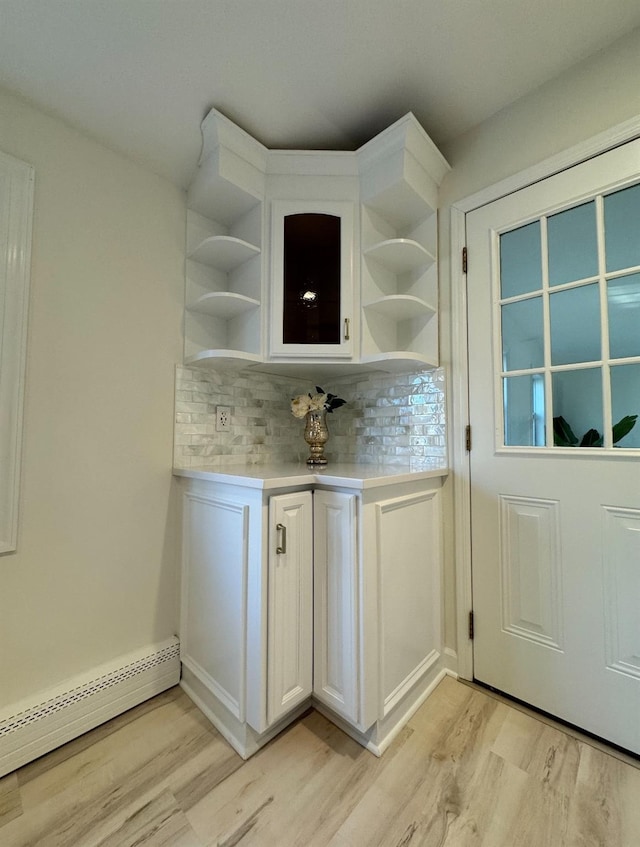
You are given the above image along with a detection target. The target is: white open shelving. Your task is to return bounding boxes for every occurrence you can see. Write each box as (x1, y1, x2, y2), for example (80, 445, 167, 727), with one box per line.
(357, 115, 450, 370)
(188, 235, 260, 271)
(184, 110, 267, 367)
(363, 238, 435, 275)
(187, 291, 261, 319)
(363, 294, 436, 321)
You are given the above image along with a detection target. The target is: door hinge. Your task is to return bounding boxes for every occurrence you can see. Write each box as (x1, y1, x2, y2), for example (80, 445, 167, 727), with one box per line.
(468, 610, 475, 640)
(465, 424, 472, 452)
(462, 246, 468, 273)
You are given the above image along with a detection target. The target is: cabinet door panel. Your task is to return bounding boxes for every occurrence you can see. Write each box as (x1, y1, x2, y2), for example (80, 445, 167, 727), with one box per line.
(267, 491, 313, 726)
(313, 490, 359, 723)
(181, 493, 248, 721)
(377, 490, 441, 717)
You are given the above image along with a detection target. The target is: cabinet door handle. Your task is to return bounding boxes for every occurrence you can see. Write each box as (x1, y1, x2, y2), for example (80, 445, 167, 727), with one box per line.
(276, 523, 287, 554)
(344, 317, 350, 341)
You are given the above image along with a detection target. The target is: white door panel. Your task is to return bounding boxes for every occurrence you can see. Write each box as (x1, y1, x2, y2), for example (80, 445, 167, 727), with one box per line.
(468, 138, 640, 754)
(267, 491, 313, 726)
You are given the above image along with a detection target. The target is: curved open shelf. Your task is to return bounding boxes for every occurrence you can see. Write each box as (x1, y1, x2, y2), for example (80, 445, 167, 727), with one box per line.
(359, 351, 438, 372)
(188, 236, 260, 272)
(364, 295, 436, 321)
(363, 238, 435, 274)
(187, 291, 260, 319)
(185, 349, 262, 369)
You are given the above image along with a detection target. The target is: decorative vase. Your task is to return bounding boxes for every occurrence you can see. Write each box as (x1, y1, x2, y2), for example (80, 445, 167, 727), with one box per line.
(304, 409, 329, 465)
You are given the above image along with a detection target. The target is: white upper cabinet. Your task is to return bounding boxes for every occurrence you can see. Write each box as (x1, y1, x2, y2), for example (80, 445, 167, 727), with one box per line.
(183, 109, 449, 375)
(270, 199, 355, 359)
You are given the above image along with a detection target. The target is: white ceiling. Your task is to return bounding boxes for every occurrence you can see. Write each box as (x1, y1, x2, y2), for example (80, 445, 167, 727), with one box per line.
(2, 1, 640, 188)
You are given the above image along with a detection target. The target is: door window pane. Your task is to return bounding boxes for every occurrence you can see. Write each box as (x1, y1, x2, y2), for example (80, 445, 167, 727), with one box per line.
(607, 272, 640, 359)
(501, 297, 544, 371)
(548, 201, 598, 287)
(550, 284, 601, 365)
(610, 364, 640, 448)
(503, 374, 546, 446)
(500, 221, 542, 298)
(604, 183, 640, 272)
(552, 368, 603, 447)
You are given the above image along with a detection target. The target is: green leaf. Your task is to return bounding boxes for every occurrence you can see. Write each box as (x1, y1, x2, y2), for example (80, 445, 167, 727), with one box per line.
(612, 414, 638, 445)
(579, 428, 602, 447)
(553, 416, 578, 447)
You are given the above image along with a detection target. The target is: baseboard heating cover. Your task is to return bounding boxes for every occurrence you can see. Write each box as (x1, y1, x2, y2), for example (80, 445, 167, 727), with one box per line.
(0, 636, 180, 777)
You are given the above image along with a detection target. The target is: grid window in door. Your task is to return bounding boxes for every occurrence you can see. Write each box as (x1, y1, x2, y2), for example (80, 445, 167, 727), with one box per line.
(498, 181, 640, 449)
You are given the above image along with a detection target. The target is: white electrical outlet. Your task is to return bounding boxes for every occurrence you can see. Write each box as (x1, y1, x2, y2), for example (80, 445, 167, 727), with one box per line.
(216, 406, 231, 432)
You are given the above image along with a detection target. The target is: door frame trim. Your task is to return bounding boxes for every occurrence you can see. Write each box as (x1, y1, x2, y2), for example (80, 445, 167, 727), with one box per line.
(450, 114, 640, 681)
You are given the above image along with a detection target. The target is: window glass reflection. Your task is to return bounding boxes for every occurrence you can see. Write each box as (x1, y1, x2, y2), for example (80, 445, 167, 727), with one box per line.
(500, 221, 542, 299)
(550, 284, 601, 365)
(610, 364, 640, 448)
(503, 374, 546, 446)
(548, 201, 598, 287)
(608, 273, 640, 360)
(501, 297, 544, 371)
(283, 213, 340, 345)
(604, 183, 640, 273)
(552, 368, 603, 447)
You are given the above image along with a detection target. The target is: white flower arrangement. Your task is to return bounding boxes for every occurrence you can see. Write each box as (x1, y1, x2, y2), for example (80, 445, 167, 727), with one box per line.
(290, 386, 346, 419)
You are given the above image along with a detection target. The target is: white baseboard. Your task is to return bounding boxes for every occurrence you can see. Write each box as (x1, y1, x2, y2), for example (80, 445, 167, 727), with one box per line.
(443, 646, 459, 674)
(0, 636, 180, 777)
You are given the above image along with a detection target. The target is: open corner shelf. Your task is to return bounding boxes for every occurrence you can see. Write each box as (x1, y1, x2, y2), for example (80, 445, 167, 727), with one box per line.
(184, 349, 262, 370)
(363, 239, 435, 274)
(188, 235, 260, 272)
(363, 295, 436, 321)
(359, 351, 438, 373)
(187, 291, 260, 319)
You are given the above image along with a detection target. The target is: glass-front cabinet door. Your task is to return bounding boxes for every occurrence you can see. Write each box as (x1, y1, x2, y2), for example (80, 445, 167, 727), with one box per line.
(270, 200, 354, 358)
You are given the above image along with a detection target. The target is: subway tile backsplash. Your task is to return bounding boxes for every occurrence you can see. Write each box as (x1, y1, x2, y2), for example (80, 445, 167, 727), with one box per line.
(174, 366, 446, 468)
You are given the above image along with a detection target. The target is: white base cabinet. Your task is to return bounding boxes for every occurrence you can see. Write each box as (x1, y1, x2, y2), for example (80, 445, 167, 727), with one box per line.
(179, 470, 444, 759)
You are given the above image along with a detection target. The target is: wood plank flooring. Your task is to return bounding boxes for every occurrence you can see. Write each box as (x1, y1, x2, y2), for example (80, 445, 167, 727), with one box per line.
(1, 676, 639, 846)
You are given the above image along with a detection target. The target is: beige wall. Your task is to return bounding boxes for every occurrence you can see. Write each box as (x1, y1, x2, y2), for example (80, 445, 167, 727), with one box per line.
(436, 27, 640, 660)
(441, 27, 640, 205)
(0, 87, 185, 704)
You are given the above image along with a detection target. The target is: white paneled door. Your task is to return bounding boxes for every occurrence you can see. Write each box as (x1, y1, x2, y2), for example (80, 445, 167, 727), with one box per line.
(467, 139, 640, 754)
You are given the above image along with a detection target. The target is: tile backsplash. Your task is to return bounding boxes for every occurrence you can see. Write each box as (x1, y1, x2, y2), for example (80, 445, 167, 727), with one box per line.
(174, 365, 446, 468)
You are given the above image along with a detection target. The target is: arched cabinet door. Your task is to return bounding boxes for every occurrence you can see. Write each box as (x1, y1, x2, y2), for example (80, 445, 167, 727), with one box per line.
(270, 200, 355, 359)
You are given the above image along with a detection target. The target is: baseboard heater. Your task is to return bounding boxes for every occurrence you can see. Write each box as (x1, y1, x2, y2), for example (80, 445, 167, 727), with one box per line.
(0, 636, 180, 778)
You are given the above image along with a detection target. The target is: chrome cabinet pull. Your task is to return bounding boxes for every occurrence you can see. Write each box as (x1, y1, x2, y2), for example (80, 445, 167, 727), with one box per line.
(344, 317, 350, 341)
(276, 523, 287, 554)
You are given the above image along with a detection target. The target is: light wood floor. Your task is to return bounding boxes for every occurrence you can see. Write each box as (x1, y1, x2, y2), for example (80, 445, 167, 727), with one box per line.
(2, 676, 639, 847)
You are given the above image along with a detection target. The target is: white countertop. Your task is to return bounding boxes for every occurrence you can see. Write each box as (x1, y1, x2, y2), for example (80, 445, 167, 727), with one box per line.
(173, 459, 448, 490)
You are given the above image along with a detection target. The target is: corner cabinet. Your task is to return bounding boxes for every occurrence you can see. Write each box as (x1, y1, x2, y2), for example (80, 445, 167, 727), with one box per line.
(183, 110, 449, 376)
(178, 470, 444, 759)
